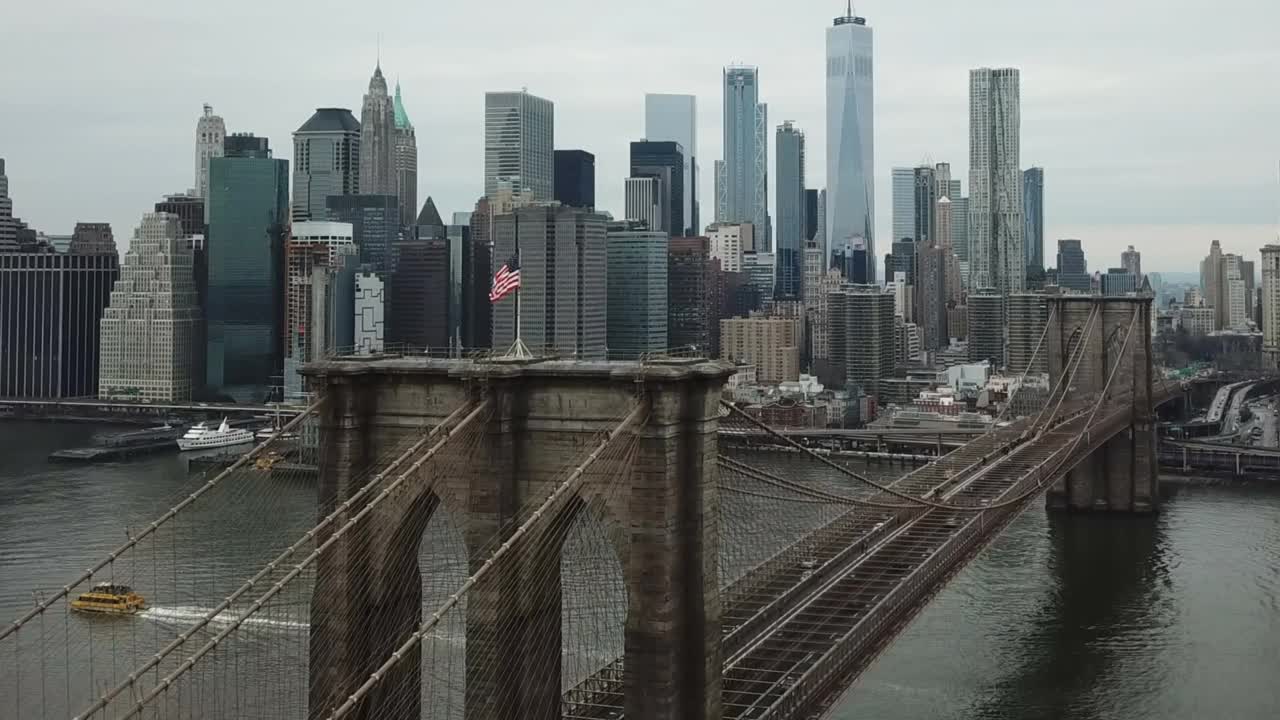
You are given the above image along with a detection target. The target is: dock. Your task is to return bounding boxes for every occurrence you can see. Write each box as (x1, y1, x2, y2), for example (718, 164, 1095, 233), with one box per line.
(49, 439, 179, 463)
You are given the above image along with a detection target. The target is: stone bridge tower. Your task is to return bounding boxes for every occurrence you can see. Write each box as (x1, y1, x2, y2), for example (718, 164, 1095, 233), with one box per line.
(1043, 295, 1159, 513)
(302, 357, 732, 720)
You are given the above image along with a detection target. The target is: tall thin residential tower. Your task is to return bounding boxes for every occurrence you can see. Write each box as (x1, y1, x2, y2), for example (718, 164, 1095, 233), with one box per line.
(968, 67, 1023, 296)
(393, 82, 418, 228)
(722, 66, 769, 251)
(826, 5, 874, 280)
(775, 121, 805, 299)
(194, 104, 225, 200)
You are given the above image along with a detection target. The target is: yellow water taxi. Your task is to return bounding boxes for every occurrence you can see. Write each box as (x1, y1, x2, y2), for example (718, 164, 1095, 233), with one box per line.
(70, 583, 147, 615)
(254, 451, 284, 471)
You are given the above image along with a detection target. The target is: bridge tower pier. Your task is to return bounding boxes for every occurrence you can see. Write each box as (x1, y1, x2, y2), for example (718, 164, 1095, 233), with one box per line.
(303, 358, 730, 720)
(1044, 296, 1159, 513)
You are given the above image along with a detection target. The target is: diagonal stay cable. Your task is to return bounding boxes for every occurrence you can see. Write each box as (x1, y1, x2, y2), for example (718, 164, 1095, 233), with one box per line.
(955, 307, 1142, 512)
(116, 397, 493, 720)
(322, 399, 650, 720)
(992, 303, 1059, 428)
(717, 456, 922, 510)
(73, 397, 480, 720)
(1, 395, 327, 644)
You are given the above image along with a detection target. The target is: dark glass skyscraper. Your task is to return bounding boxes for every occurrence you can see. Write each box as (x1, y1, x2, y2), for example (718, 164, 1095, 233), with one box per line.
(774, 122, 806, 300)
(668, 236, 715, 353)
(805, 189, 818, 242)
(1023, 167, 1044, 272)
(206, 138, 289, 402)
(629, 141, 685, 235)
(325, 194, 400, 273)
(1056, 238, 1090, 292)
(388, 235, 450, 349)
(554, 150, 595, 209)
(0, 252, 118, 398)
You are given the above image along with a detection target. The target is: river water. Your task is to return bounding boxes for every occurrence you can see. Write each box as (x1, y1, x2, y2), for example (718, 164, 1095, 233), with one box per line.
(1, 421, 1277, 718)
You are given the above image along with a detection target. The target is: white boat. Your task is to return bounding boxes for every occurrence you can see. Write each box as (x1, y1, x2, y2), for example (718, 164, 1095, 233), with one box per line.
(254, 427, 299, 442)
(177, 418, 254, 451)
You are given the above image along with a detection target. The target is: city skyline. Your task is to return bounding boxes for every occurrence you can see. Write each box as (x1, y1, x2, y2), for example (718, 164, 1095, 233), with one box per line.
(2, 1, 1278, 270)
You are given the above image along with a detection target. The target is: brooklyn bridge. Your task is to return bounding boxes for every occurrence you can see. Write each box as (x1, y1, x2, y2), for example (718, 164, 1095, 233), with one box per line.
(2, 296, 1200, 719)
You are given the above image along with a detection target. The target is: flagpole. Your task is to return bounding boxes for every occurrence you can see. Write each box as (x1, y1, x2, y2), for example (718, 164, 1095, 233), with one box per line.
(515, 247, 521, 347)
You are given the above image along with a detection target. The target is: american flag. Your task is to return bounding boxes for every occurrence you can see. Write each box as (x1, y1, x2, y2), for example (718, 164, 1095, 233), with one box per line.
(489, 254, 521, 303)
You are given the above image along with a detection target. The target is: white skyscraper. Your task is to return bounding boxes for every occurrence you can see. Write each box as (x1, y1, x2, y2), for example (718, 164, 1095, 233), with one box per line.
(826, 5, 874, 279)
(98, 213, 200, 402)
(624, 177, 664, 233)
(194, 104, 225, 200)
(722, 66, 770, 251)
(484, 90, 554, 201)
(644, 93, 698, 235)
(968, 67, 1023, 296)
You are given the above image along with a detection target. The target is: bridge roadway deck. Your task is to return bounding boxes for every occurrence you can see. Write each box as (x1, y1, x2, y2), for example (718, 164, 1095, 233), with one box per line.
(561, 391, 1143, 719)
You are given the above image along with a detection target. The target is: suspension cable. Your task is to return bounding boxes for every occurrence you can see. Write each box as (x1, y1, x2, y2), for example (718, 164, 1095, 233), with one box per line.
(322, 400, 649, 720)
(75, 397, 479, 720)
(1, 395, 327, 644)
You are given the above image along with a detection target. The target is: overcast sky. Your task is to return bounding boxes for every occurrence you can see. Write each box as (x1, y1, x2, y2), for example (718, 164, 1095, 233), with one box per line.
(3, 0, 1278, 272)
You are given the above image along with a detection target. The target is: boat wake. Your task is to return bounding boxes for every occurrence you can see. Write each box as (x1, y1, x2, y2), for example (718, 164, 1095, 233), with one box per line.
(141, 605, 309, 632)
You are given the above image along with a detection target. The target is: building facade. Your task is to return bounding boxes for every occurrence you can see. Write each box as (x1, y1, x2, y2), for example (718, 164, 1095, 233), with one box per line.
(1201, 240, 1226, 329)
(485, 90, 554, 201)
(68, 223, 117, 255)
(775, 121, 806, 300)
(1261, 245, 1280, 367)
(668, 236, 715, 354)
(720, 316, 800, 384)
(723, 66, 770, 251)
(206, 140, 289, 401)
(630, 141, 685, 235)
(284, 222, 357, 395)
(968, 67, 1023, 296)
(194, 104, 225, 201)
(98, 213, 200, 401)
(325, 194, 400, 274)
(708, 222, 753, 274)
(1057, 239, 1090, 292)
(1006, 293, 1049, 376)
(606, 222, 668, 359)
(1120, 244, 1142, 281)
(353, 271, 386, 354)
(644, 93, 698, 235)
(1023, 167, 1044, 273)
(554, 150, 596, 209)
(1101, 268, 1138, 296)
(0, 252, 118, 398)
(393, 82, 418, 229)
(624, 177, 663, 233)
(826, 284, 894, 399)
(826, 7, 874, 279)
(967, 288, 1005, 365)
(387, 234, 450, 350)
(292, 108, 361, 222)
(492, 206, 607, 358)
(359, 64, 397, 198)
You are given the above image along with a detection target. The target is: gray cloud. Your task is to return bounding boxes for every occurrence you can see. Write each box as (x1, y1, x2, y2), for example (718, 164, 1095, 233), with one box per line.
(1, 0, 1276, 271)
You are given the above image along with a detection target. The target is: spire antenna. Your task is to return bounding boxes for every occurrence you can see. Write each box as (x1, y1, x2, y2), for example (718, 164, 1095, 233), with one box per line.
(376, 33, 381, 69)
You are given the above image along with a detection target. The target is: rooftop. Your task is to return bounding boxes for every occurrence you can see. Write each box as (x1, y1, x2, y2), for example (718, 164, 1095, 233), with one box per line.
(296, 108, 360, 134)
